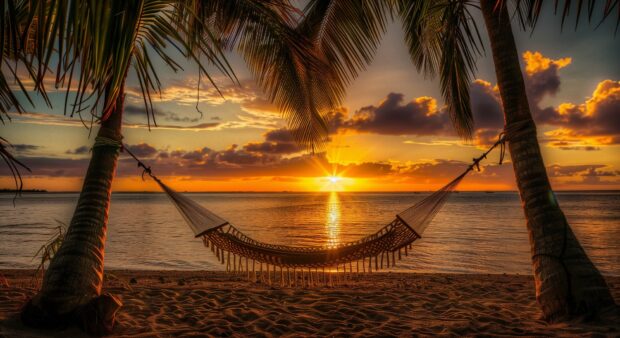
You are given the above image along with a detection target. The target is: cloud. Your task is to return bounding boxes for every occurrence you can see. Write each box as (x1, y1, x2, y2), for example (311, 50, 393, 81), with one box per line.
(320, 51, 585, 148)
(400, 159, 468, 179)
(66, 146, 90, 155)
(545, 80, 620, 143)
(0, 156, 89, 177)
(523, 51, 571, 104)
(9, 144, 40, 154)
(470, 80, 504, 130)
(242, 128, 301, 155)
(124, 121, 221, 131)
(10, 80, 277, 132)
(124, 105, 201, 124)
(461, 52, 619, 148)
(547, 164, 620, 185)
(329, 93, 450, 136)
(546, 141, 600, 151)
(4, 139, 618, 190)
(126, 143, 158, 158)
(547, 164, 607, 177)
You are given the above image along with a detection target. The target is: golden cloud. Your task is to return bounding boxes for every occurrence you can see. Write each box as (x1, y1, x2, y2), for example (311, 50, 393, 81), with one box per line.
(523, 51, 571, 76)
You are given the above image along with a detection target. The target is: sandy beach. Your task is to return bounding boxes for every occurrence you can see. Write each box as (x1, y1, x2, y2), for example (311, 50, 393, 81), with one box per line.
(0, 270, 618, 337)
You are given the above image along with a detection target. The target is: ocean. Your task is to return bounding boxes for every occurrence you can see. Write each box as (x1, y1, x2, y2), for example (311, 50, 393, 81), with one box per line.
(1, 191, 618, 276)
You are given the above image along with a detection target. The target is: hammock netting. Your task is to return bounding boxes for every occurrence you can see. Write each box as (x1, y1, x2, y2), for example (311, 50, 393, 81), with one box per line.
(150, 171, 467, 284)
(125, 134, 505, 285)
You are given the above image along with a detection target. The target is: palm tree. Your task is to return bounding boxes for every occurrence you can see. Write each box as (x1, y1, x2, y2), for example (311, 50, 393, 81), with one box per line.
(478, 0, 615, 321)
(2, 0, 329, 334)
(297, 0, 616, 321)
(3, 0, 617, 331)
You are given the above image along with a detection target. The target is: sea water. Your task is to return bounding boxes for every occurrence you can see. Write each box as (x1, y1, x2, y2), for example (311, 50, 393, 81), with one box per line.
(1, 191, 618, 275)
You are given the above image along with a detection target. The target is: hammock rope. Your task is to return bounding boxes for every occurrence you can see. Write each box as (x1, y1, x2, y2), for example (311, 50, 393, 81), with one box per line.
(122, 132, 508, 285)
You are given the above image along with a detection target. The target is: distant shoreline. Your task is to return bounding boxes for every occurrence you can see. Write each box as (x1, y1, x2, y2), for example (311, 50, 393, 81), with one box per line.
(2, 189, 619, 194)
(0, 189, 47, 193)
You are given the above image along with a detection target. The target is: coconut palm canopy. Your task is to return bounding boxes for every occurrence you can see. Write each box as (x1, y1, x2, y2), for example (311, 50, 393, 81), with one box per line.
(0, 0, 618, 192)
(0, 0, 333, 191)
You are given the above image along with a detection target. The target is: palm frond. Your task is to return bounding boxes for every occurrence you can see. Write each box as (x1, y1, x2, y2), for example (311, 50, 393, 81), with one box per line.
(32, 221, 66, 286)
(398, 0, 483, 139)
(0, 136, 31, 203)
(13, 0, 233, 125)
(0, 0, 38, 120)
(187, 0, 333, 149)
(513, 0, 620, 33)
(299, 0, 391, 99)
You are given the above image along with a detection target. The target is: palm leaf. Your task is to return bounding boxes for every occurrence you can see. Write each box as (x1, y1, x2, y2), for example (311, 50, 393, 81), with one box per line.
(0, 136, 31, 202)
(0, 0, 38, 120)
(299, 0, 391, 102)
(13, 0, 233, 125)
(187, 0, 333, 149)
(512, 0, 620, 32)
(398, 0, 483, 139)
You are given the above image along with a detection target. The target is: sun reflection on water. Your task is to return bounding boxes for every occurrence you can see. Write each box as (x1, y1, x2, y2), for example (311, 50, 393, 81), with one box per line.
(326, 191, 341, 246)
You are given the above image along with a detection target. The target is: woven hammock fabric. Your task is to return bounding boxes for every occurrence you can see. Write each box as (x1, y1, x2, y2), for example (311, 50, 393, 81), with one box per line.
(154, 172, 467, 284)
(124, 128, 505, 286)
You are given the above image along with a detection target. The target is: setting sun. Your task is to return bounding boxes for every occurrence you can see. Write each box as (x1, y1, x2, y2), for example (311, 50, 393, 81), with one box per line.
(316, 175, 351, 192)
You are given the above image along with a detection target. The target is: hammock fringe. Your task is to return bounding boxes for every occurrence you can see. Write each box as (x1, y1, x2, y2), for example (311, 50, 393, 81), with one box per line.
(122, 131, 509, 287)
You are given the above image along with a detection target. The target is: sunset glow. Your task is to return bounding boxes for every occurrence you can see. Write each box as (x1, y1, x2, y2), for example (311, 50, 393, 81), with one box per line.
(1, 35, 619, 192)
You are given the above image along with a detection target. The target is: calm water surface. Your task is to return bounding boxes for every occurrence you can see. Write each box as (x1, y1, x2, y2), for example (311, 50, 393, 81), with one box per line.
(1, 191, 618, 275)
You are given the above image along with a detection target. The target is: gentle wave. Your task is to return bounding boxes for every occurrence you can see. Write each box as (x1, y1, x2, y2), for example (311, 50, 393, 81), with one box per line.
(1, 191, 618, 276)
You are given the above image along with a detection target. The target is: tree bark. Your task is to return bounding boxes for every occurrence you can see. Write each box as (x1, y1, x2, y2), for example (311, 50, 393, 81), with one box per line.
(480, 0, 615, 321)
(21, 89, 125, 335)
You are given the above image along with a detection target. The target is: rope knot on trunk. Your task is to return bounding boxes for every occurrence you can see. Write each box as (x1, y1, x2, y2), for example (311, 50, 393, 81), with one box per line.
(93, 136, 123, 154)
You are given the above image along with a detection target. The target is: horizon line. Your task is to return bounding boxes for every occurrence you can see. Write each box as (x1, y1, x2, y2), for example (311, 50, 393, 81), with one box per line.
(2, 189, 620, 194)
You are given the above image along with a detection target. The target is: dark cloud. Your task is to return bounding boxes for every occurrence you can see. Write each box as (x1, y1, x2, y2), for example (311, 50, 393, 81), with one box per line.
(547, 164, 620, 185)
(124, 104, 148, 116)
(338, 161, 393, 178)
(124, 104, 201, 123)
(0, 157, 88, 177)
(522, 51, 570, 108)
(66, 145, 90, 155)
(243, 142, 300, 155)
(470, 80, 504, 130)
(530, 79, 620, 149)
(547, 164, 607, 177)
(215, 145, 275, 166)
(264, 128, 295, 143)
(547, 141, 600, 151)
(164, 111, 201, 123)
(400, 159, 468, 180)
(320, 51, 593, 148)
(10, 144, 40, 153)
(125, 122, 220, 131)
(242, 128, 301, 155)
(6, 143, 616, 189)
(126, 143, 158, 158)
(461, 52, 619, 147)
(329, 93, 450, 136)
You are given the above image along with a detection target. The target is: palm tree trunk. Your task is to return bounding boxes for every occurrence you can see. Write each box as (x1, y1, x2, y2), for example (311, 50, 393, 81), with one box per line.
(480, 0, 615, 321)
(21, 89, 125, 335)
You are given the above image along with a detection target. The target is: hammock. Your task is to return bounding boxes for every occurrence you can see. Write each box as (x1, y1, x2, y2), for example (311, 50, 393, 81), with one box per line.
(123, 136, 505, 285)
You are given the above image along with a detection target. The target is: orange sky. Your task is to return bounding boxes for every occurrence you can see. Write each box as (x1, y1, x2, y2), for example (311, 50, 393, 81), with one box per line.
(1, 18, 619, 193)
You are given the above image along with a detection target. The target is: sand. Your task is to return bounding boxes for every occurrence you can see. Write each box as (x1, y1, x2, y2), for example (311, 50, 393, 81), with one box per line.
(0, 270, 618, 337)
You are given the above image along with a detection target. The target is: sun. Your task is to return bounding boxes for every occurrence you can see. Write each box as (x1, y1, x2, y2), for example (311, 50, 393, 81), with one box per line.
(322, 175, 346, 192)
